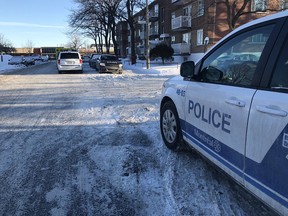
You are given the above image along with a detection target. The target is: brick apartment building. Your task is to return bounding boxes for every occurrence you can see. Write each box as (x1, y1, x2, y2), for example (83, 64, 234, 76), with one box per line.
(117, 0, 288, 62)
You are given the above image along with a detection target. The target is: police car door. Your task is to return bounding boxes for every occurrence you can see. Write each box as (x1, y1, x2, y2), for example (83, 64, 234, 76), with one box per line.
(183, 24, 275, 185)
(245, 27, 288, 212)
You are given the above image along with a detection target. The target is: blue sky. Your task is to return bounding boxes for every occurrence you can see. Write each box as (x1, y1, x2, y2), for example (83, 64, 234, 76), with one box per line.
(0, 0, 86, 48)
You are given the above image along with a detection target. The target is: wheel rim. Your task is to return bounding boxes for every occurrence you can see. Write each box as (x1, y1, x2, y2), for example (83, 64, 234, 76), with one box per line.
(162, 109, 177, 143)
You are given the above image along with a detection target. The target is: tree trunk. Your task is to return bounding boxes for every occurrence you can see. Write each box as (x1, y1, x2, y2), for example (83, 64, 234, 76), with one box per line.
(126, 0, 136, 65)
(129, 23, 137, 65)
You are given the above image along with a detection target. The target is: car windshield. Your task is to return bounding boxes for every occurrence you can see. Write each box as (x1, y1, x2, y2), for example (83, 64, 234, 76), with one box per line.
(102, 55, 118, 61)
(60, 53, 79, 59)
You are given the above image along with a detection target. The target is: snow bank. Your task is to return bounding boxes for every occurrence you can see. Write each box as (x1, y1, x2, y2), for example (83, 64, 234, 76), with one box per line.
(0, 54, 21, 72)
(0, 55, 48, 74)
(123, 59, 180, 76)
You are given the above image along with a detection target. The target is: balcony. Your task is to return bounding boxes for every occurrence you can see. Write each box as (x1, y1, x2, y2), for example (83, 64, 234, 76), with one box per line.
(172, 43, 191, 54)
(149, 30, 159, 40)
(171, 0, 189, 5)
(149, 11, 159, 22)
(172, 16, 191, 31)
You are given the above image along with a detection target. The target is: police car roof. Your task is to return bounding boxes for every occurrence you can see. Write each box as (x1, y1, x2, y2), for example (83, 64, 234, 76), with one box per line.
(198, 10, 288, 63)
(235, 10, 287, 32)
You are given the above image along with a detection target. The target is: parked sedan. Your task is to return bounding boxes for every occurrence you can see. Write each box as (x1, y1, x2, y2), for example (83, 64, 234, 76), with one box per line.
(22, 56, 35, 66)
(89, 53, 100, 68)
(8, 56, 35, 66)
(8, 56, 24, 65)
(95, 54, 123, 74)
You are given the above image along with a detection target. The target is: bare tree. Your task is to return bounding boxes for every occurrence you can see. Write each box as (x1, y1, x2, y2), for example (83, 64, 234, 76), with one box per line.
(118, 0, 145, 64)
(0, 34, 15, 53)
(25, 40, 34, 54)
(67, 33, 83, 50)
(69, 0, 103, 52)
(69, 0, 145, 63)
(69, 0, 121, 54)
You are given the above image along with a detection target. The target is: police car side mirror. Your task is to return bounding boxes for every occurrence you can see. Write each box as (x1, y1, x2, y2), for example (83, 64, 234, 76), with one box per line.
(200, 66, 223, 82)
(180, 61, 195, 78)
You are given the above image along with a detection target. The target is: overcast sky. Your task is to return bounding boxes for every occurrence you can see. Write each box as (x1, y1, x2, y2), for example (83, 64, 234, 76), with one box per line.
(0, 0, 91, 48)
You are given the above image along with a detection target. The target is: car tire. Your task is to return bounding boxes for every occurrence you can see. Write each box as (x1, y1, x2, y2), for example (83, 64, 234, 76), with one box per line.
(160, 100, 184, 151)
(58, 70, 62, 74)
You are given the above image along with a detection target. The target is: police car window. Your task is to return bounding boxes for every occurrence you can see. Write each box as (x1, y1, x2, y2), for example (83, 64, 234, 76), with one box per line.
(199, 25, 274, 86)
(270, 36, 288, 91)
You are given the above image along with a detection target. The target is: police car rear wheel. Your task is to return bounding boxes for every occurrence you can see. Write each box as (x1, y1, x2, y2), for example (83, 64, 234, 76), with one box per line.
(160, 101, 182, 150)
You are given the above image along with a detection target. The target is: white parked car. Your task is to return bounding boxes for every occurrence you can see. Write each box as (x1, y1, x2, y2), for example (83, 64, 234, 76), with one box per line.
(57, 51, 83, 73)
(160, 11, 288, 215)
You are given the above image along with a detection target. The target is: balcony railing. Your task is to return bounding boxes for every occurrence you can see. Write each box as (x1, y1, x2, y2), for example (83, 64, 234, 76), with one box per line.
(149, 29, 159, 36)
(171, 0, 189, 5)
(149, 11, 159, 22)
(171, 16, 191, 30)
(172, 43, 191, 54)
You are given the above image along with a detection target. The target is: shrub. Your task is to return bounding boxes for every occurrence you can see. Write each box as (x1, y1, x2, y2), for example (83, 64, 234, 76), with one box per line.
(150, 43, 174, 64)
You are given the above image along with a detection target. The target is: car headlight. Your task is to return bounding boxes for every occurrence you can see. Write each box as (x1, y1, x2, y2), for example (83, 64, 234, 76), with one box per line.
(100, 63, 105, 66)
(119, 64, 123, 68)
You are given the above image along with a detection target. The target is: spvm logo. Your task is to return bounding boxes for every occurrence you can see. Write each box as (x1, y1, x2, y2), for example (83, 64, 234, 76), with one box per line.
(283, 133, 288, 148)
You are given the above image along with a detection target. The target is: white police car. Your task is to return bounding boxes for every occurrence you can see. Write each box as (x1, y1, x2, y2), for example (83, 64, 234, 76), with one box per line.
(160, 10, 288, 215)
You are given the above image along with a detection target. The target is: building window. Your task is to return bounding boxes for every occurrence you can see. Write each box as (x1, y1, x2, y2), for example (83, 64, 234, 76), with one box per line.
(280, 0, 288, 9)
(155, 4, 159, 15)
(197, 29, 203, 45)
(182, 33, 191, 44)
(183, 5, 192, 16)
(161, 7, 165, 22)
(155, 22, 159, 34)
(171, 36, 176, 44)
(150, 22, 159, 35)
(252, 0, 268, 11)
(161, 26, 164, 34)
(198, 0, 204, 16)
(171, 12, 176, 19)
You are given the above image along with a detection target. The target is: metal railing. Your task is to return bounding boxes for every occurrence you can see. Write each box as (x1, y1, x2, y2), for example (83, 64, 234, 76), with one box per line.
(171, 16, 191, 30)
(172, 43, 191, 54)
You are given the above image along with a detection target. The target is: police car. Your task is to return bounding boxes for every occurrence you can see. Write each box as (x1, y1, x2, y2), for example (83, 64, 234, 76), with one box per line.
(160, 10, 288, 215)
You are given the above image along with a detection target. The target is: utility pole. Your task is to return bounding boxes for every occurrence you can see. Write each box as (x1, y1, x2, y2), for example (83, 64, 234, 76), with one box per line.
(146, 0, 150, 69)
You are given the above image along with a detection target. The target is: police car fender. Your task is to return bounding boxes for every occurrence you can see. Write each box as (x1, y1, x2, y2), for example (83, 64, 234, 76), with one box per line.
(161, 76, 188, 121)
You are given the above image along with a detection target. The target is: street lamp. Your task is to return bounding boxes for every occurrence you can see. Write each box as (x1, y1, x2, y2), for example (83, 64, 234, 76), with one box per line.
(146, 0, 150, 69)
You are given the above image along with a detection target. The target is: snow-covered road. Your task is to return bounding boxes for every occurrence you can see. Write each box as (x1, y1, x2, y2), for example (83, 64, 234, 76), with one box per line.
(0, 62, 276, 215)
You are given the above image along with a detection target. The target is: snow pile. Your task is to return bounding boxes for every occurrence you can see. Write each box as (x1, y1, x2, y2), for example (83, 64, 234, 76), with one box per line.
(0, 54, 47, 73)
(0, 54, 21, 72)
(123, 59, 180, 76)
